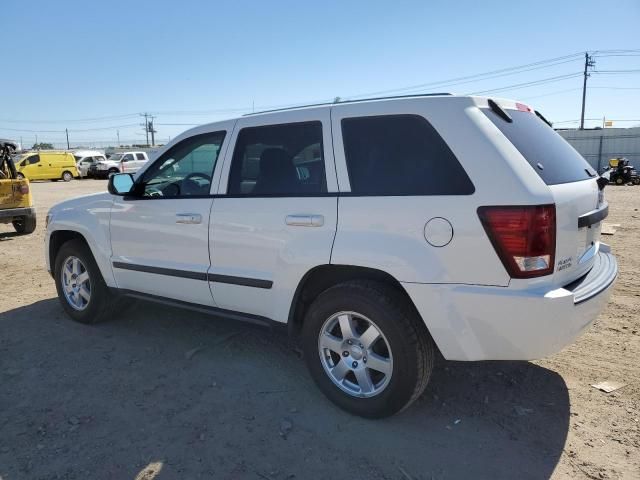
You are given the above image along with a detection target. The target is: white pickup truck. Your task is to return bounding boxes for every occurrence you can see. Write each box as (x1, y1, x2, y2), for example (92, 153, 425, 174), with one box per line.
(89, 151, 149, 178)
(45, 94, 617, 418)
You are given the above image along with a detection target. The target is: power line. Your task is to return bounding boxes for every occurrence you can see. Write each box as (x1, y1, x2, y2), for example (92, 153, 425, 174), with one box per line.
(466, 72, 583, 95)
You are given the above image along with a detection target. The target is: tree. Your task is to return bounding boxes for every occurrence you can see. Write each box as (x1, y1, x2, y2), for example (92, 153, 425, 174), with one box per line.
(32, 142, 54, 150)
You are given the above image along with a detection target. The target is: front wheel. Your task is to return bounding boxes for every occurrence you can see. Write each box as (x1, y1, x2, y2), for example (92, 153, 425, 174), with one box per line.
(302, 280, 435, 418)
(62, 171, 73, 182)
(16, 172, 25, 180)
(54, 239, 117, 324)
(632, 177, 640, 185)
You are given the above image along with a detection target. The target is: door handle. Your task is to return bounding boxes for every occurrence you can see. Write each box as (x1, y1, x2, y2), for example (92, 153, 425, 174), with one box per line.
(285, 214, 324, 227)
(176, 213, 202, 224)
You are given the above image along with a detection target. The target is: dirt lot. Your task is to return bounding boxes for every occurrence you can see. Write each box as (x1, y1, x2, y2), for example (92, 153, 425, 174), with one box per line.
(1, 180, 638, 480)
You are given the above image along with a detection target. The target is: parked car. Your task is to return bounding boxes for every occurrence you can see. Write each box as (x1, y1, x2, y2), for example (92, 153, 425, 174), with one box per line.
(0, 139, 36, 234)
(15, 151, 79, 182)
(73, 150, 107, 178)
(45, 94, 617, 418)
(89, 151, 149, 178)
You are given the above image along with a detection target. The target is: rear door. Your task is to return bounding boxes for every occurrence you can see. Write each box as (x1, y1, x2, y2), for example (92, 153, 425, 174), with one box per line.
(483, 105, 603, 286)
(209, 108, 338, 321)
(134, 153, 148, 172)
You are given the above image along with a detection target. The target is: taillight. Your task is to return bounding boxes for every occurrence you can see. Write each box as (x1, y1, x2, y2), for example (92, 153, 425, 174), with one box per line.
(478, 205, 556, 278)
(19, 184, 29, 194)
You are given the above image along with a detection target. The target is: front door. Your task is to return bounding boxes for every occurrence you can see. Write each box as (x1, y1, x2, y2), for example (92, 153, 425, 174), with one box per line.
(209, 109, 338, 321)
(110, 125, 233, 305)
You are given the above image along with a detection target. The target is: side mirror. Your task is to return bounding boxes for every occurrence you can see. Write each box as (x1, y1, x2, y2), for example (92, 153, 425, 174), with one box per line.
(108, 173, 135, 195)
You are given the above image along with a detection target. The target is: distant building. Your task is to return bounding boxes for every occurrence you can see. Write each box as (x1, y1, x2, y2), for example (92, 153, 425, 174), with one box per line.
(557, 127, 640, 172)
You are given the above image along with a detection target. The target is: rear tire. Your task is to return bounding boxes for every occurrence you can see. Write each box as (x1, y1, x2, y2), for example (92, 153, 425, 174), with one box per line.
(62, 171, 73, 182)
(615, 177, 624, 185)
(54, 239, 117, 324)
(12, 215, 36, 234)
(301, 280, 435, 418)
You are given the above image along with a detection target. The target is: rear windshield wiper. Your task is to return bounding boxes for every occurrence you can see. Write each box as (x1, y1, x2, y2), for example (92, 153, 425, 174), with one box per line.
(488, 99, 512, 123)
(535, 110, 553, 128)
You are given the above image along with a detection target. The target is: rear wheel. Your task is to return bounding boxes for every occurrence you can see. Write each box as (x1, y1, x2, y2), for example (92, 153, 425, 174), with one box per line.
(54, 239, 116, 324)
(62, 171, 73, 182)
(615, 176, 624, 185)
(12, 215, 36, 234)
(302, 280, 435, 418)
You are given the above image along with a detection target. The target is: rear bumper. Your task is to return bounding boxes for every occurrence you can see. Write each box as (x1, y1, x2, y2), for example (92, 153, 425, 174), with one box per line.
(403, 248, 617, 361)
(0, 206, 36, 220)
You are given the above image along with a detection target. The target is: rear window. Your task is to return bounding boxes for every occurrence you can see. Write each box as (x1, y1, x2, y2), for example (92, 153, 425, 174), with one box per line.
(483, 109, 595, 185)
(341, 114, 474, 195)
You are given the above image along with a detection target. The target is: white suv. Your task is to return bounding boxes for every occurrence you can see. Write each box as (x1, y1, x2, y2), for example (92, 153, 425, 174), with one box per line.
(45, 94, 617, 417)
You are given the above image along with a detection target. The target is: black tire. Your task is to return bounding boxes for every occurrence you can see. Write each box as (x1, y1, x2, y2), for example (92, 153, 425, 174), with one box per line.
(301, 280, 435, 418)
(12, 215, 36, 234)
(16, 172, 25, 180)
(62, 171, 73, 182)
(108, 168, 119, 176)
(615, 177, 624, 185)
(633, 177, 640, 186)
(54, 239, 116, 324)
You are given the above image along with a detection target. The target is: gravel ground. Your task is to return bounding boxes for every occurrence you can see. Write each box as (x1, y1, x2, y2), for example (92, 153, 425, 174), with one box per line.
(0, 180, 638, 480)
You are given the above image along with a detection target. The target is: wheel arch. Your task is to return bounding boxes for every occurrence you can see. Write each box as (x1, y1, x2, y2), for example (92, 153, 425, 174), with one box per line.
(49, 230, 89, 275)
(287, 264, 426, 340)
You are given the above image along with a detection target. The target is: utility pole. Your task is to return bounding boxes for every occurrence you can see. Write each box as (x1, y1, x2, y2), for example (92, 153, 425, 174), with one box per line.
(141, 113, 149, 146)
(117, 130, 120, 146)
(580, 52, 596, 130)
(148, 116, 156, 146)
(65, 128, 70, 150)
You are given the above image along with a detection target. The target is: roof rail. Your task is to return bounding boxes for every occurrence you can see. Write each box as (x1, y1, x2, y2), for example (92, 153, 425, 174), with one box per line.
(244, 92, 453, 116)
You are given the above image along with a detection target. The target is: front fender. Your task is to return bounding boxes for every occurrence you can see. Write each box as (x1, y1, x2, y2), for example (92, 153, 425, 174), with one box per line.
(46, 194, 115, 287)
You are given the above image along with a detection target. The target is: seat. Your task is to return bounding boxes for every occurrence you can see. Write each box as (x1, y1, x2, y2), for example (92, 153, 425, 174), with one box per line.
(253, 148, 299, 194)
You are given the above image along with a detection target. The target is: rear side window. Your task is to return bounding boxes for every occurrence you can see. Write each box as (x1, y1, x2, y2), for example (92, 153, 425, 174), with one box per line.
(483, 109, 594, 185)
(228, 121, 326, 196)
(136, 153, 146, 160)
(341, 115, 474, 195)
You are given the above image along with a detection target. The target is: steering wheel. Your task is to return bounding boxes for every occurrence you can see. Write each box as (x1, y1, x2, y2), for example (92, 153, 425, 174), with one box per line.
(182, 172, 212, 195)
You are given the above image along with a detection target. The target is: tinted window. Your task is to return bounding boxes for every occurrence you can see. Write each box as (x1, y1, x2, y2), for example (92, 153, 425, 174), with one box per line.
(122, 154, 134, 162)
(228, 121, 326, 195)
(341, 115, 474, 195)
(28, 155, 40, 165)
(483, 109, 594, 185)
(136, 153, 146, 160)
(138, 131, 225, 197)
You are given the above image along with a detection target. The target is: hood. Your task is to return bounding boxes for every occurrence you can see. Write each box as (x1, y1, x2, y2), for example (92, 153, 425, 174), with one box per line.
(49, 191, 113, 215)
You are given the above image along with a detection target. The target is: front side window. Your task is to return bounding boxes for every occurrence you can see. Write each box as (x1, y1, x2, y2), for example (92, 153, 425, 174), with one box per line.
(341, 115, 474, 195)
(28, 155, 40, 165)
(122, 154, 134, 162)
(137, 131, 225, 198)
(227, 121, 326, 195)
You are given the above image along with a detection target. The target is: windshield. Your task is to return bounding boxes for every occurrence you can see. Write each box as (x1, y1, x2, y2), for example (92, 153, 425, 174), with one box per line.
(483, 108, 595, 185)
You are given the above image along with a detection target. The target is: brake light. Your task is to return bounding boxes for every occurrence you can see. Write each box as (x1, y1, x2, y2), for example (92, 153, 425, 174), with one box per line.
(516, 102, 532, 112)
(478, 205, 556, 278)
(19, 184, 29, 194)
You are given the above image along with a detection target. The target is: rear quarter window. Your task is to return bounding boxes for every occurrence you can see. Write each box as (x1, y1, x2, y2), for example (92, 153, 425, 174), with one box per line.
(341, 114, 474, 195)
(483, 109, 595, 185)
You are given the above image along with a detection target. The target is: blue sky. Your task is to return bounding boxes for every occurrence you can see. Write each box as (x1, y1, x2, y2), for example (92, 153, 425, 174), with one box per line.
(1, 0, 639, 147)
